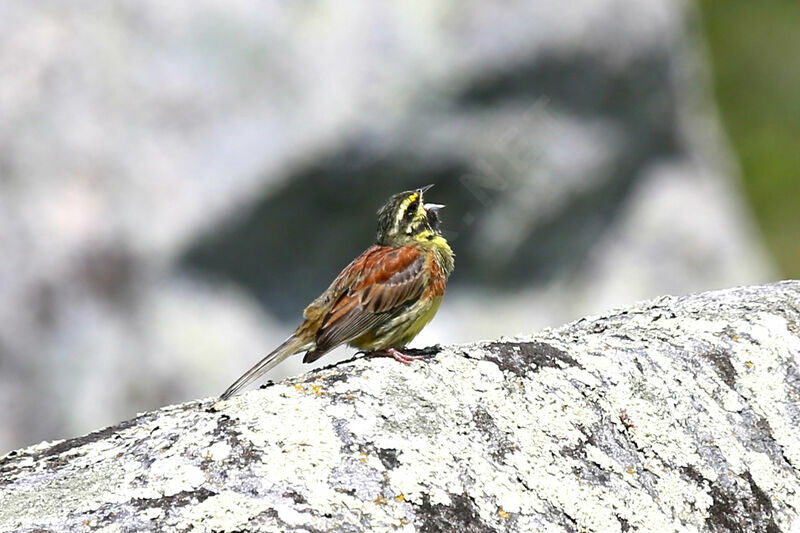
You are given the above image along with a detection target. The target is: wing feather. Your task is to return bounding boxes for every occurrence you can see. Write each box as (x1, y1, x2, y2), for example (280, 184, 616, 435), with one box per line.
(307, 246, 427, 359)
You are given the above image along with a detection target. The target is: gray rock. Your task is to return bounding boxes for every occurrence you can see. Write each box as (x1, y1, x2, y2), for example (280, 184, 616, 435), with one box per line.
(1, 282, 798, 532)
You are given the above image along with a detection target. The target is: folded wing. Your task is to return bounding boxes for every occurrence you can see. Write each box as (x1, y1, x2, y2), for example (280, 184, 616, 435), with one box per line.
(303, 245, 427, 362)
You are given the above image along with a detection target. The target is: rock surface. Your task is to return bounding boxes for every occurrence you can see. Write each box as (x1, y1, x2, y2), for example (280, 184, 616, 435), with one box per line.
(1, 282, 799, 532)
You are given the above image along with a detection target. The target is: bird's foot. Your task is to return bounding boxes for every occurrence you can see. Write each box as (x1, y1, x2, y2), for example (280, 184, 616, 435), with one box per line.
(383, 347, 426, 365)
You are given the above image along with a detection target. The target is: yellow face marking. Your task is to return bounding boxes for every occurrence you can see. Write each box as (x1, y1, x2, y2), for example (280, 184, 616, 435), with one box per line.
(393, 193, 417, 227)
(393, 192, 425, 231)
(413, 228, 447, 244)
(411, 204, 427, 223)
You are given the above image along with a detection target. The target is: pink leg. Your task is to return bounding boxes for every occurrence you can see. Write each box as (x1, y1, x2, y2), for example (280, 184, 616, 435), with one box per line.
(385, 347, 425, 364)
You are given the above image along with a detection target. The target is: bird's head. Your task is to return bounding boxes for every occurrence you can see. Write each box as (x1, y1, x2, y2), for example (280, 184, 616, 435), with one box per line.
(376, 185, 445, 246)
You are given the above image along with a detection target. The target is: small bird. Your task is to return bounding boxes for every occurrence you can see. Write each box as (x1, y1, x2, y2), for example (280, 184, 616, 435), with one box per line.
(220, 185, 454, 399)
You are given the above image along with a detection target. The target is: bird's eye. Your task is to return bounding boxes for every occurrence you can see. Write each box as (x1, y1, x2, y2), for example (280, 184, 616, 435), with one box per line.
(403, 198, 419, 222)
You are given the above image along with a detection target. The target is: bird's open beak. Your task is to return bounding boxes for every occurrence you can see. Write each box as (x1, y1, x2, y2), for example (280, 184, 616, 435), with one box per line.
(418, 185, 443, 212)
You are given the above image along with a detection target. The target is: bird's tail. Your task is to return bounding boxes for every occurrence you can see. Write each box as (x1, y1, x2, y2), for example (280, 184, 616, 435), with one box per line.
(220, 335, 309, 400)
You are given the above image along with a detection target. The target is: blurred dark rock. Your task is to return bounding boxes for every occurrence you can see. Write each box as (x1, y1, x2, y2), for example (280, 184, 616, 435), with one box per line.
(184, 48, 681, 306)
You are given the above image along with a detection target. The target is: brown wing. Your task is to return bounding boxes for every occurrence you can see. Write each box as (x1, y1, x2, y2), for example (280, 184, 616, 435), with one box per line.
(303, 245, 427, 362)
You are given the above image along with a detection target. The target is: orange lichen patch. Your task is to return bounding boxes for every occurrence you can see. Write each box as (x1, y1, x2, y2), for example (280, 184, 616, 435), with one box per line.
(312, 385, 324, 396)
(498, 508, 510, 520)
(745, 361, 754, 369)
(294, 384, 304, 392)
(374, 495, 388, 505)
(395, 494, 406, 502)
(359, 452, 369, 463)
(626, 467, 636, 475)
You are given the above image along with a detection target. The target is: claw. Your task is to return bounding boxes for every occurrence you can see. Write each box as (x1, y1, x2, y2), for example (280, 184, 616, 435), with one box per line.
(385, 347, 425, 364)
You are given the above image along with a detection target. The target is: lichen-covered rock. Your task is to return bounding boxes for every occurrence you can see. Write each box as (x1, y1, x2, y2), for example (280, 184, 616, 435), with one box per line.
(2, 282, 799, 532)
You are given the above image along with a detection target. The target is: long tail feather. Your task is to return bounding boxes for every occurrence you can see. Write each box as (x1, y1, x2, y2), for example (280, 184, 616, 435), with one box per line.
(220, 336, 308, 400)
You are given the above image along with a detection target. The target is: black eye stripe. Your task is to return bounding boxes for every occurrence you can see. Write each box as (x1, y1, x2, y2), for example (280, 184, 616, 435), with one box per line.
(404, 198, 419, 220)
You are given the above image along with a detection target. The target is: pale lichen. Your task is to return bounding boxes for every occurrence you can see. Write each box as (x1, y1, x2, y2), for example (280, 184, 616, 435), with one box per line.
(1, 282, 799, 532)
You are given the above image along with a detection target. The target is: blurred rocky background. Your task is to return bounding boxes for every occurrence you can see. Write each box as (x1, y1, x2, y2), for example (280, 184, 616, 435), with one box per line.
(0, 0, 795, 453)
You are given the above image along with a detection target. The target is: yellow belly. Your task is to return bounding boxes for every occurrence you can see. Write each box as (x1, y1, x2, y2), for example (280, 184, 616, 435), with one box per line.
(350, 295, 443, 351)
